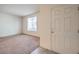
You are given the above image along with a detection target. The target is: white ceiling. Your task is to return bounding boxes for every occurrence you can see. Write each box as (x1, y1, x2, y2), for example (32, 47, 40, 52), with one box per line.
(0, 4, 39, 16)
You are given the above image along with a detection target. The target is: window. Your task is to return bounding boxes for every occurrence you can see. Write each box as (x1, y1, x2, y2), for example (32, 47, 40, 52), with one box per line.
(27, 16, 37, 32)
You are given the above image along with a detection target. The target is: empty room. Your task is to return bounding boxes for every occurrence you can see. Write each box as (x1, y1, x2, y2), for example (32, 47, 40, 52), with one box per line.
(0, 4, 79, 54)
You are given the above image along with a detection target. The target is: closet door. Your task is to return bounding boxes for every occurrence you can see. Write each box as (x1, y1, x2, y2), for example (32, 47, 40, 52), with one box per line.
(69, 7, 79, 53)
(51, 6, 79, 53)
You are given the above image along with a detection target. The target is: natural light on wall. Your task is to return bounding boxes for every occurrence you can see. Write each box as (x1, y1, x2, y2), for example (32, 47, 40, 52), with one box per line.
(27, 16, 37, 32)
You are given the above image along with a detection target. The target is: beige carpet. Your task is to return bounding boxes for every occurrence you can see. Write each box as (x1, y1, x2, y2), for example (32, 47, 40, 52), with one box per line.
(0, 34, 40, 54)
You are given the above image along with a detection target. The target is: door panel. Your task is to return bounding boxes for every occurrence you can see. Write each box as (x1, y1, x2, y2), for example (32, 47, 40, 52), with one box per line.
(51, 6, 79, 53)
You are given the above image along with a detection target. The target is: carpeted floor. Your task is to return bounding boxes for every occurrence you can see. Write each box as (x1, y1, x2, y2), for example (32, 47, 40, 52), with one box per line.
(0, 34, 40, 54)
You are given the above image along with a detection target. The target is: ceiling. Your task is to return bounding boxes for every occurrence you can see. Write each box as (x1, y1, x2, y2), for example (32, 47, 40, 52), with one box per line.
(0, 4, 39, 16)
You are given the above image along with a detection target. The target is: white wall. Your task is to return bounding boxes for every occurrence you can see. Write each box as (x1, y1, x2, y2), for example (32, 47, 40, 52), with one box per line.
(23, 13, 40, 37)
(0, 13, 21, 37)
(38, 5, 52, 50)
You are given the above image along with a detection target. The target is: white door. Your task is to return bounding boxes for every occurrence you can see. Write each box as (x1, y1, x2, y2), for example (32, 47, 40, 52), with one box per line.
(51, 6, 79, 53)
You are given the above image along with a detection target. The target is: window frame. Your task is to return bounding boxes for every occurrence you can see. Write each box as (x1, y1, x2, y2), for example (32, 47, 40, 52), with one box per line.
(27, 16, 38, 32)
